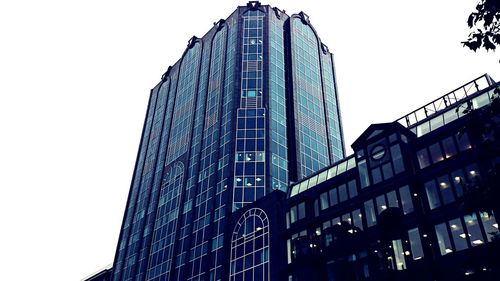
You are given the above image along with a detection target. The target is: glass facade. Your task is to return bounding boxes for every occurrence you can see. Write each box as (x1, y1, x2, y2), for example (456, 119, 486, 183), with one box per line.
(112, 3, 344, 281)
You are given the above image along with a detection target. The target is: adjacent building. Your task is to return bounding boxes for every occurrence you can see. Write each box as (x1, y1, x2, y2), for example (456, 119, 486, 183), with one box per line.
(111, 2, 344, 281)
(277, 74, 500, 280)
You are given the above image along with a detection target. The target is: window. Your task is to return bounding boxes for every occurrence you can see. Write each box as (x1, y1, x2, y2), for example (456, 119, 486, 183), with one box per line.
(320, 192, 329, 210)
(441, 136, 457, 158)
(364, 200, 377, 227)
(230, 208, 269, 281)
(479, 211, 499, 242)
(348, 180, 358, 198)
(455, 132, 471, 151)
(338, 184, 348, 202)
(399, 185, 414, 214)
(448, 218, 468, 251)
(425, 180, 441, 210)
(376, 195, 387, 214)
(328, 188, 338, 206)
(437, 175, 454, 205)
(464, 213, 484, 246)
(408, 228, 424, 260)
(417, 148, 430, 168)
(429, 142, 444, 163)
(435, 223, 453, 255)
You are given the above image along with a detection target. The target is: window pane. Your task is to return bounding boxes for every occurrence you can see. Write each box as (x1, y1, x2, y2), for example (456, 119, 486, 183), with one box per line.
(338, 184, 348, 202)
(298, 202, 306, 220)
(371, 167, 382, 184)
(348, 180, 358, 199)
(435, 223, 453, 255)
(364, 200, 377, 227)
(358, 160, 370, 188)
(429, 142, 444, 163)
(387, 190, 399, 208)
(437, 175, 455, 205)
(417, 148, 430, 169)
(314, 200, 319, 217)
(449, 218, 468, 251)
(408, 228, 424, 260)
(479, 211, 499, 242)
(390, 144, 405, 174)
(342, 213, 352, 225)
(451, 169, 465, 197)
(382, 162, 394, 180)
(290, 206, 297, 223)
(399, 185, 414, 214)
(376, 195, 387, 214)
(328, 188, 338, 206)
(456, 132, 471, 151)
(465, 164, 480, 184)
(441, 136, 457, 159)
(464, 213, 485, 246)
(352, 209, 363, 231)
(320, 192, 329, 210)
(425, 180, 441, 210)
(392, 239, 407, 270)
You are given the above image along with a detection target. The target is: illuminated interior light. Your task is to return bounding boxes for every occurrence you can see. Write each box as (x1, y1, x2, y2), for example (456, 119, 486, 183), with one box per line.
(454, 176, 461, 182)
(439, 182, 447, 188)
(381, 205, 387, 210)
(459, 233, 470, 239)
(256, 227, 262, 231)
(493, 223, 498, 229)
(422, 234, 428, 238)
(445, 248, 453, 253)
(451, 224, 457, 229)
(414, 256, 422, 260)
(469, 170, 476, 176)
(348, 229, 354, 234)
(256, 178, 262, 182)
(246, 183, 252, 186)
(413, 193, 418, 197)
(236, 178, 242, 182)
(358, 213, 363, 217)
(404, 251, 410, 256)
(472, 239, 484, 245)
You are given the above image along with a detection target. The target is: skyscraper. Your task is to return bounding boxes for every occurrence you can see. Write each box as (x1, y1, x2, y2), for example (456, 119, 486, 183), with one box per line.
(111, 2, 344, 280)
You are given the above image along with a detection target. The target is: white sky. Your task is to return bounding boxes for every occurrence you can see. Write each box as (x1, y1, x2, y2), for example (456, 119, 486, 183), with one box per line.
(0, 1, 498, 280)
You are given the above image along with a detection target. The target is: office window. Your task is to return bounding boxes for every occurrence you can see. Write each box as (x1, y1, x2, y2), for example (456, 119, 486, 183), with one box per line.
(297, 202, 306, 220)
(320, 192, 329, 210)
(425, 180, 441, 210)
(352, 209, 363, 231)
(408, 228, 424, 260)
(417, 148, 430, 169)
(364, 200, 377, 227)
(348, 180, 358, 198)
(464, 213, 484, 246)
(429, 142, 444, 163)
(399, 185, 414, 214)
(435, 223, 453, 255)
(338, 184, 348, 202)
(451, 169, 466, 197)
(437, 175, 455, 205)
(328, 188, 338, 206)
(387, 190, 399, 208)
(479, 211, 499, 242)
(376, 195, 387, 214)
(448, 218, 468, 251)
(455, 132, 471, 151)
(441, 136, 457, 158)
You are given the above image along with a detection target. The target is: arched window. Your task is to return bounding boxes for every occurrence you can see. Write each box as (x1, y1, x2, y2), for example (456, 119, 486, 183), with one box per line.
(230, 208, 270, 281)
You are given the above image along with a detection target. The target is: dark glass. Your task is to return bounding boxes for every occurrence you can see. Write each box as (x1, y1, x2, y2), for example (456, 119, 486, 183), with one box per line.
(435, 223, 453, 255)
(456, 132, 471, 151)
(451, 169, 465, 197)
(364, 200, 377, 227)
(320, 192, 329, 210)
(425, 180, 441, 210)
(358, 160, 370, 188)
(417, 148, 430, 168)
(371, 167, 382, 184)
(348, 180, 357, 199)
(437, 175, 455, 205)
(448, 218, 468, 251)
(390, 144, 405, 174)
(376, 195, 387, 214)
(328, 188, 338, 206)
(297, 202, 306, 220)
(399, 185, 414, 214)
(441, 136, 457, 159)
(382, 162, 394, 180)
(408, 228, 424, 260)
(464, 213, 485, 246)
(338, 184, 348, 202)
(429, 142, 444, 163)
(387, 190, 399, 208)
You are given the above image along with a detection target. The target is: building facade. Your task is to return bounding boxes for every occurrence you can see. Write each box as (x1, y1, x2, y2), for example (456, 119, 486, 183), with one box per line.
(280, 74, 500, 280)
(111, 2, 344, 281)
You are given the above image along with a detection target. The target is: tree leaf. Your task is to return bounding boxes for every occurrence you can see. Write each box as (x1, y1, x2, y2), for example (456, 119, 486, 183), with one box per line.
(483, 35, 496, 51)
